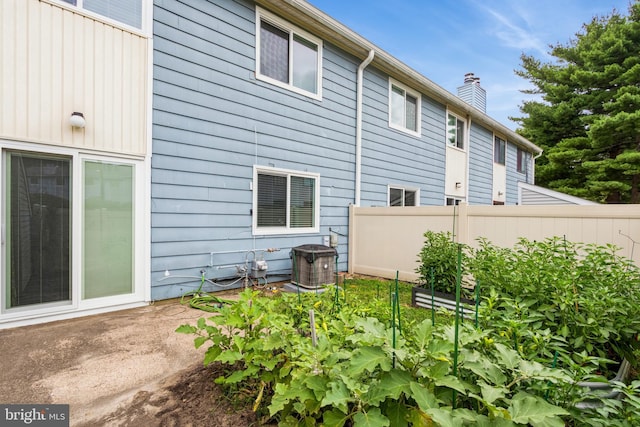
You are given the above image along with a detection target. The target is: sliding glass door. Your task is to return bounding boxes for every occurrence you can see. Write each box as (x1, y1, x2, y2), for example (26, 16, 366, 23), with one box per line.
(6, 152, 72, 308)
(83, 160, 134, 299)
(2, 148, 142, 317)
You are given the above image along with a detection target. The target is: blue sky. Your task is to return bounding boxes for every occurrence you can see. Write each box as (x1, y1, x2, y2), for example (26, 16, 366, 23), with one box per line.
(308, 0, 632, 130)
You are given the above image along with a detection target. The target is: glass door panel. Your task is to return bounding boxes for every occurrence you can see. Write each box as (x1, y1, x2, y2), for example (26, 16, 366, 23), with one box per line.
(83, 161, 134, 299)
(6, 152, 71, 308)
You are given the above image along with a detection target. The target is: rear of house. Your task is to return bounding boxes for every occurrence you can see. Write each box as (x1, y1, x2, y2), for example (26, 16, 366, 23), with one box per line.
(0, 0, 541, 327)
(150, 0, 541, 299)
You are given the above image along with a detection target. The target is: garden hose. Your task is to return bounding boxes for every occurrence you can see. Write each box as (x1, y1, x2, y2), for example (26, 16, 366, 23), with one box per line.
(178, 270, 237, 312)
(186, 292, 235, 312)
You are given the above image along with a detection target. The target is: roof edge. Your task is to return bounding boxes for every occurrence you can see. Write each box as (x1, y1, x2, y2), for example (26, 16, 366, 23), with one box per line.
(255, 0, 542, 154)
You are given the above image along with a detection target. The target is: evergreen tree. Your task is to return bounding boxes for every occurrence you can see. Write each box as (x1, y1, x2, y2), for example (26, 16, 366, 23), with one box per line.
(515, 2, 640, 203)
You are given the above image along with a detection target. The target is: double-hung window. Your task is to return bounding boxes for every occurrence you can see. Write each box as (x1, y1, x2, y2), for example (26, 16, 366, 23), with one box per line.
(389, 186, 418, 207)
(494, 136, 506, 165)
(389, 79, 421, 135)
(516, 147, 527, 173)
(253, 167, 320, 235)
(447, 113, 465, 149)
(257, 8, 322, 99)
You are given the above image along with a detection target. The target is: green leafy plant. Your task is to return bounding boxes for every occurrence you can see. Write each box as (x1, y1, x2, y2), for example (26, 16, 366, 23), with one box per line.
(416, 231, 472, 297)
(471, 237, 640, 377)
(178, 286, 573, 426)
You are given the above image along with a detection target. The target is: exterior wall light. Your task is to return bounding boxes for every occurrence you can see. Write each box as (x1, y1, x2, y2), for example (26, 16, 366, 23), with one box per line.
(70, 112, 86, 128)
(455, 182, 462, 188)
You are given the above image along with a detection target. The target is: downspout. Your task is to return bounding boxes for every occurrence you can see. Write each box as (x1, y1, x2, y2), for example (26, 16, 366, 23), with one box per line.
(532, 150, 543, 184)
(355, 49, 375, 206)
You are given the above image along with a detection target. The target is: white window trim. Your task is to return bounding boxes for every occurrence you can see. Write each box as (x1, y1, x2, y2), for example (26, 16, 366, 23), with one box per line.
(388, 78, 422, 137)
(494, 134, 507, 165)
(445, 196, 464, 206)
(516, 147, 527, 174)
(44, 0, 151, 36)
(387, 185, 420, 207)
(446, 110, 466, 151)
(0, 141, 147, 324)
(252, 166, 320, 236)
(255, 7, 323, 100)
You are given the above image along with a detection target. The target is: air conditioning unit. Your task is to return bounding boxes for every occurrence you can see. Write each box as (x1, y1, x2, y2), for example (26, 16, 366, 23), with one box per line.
(290, 244, 337, 289)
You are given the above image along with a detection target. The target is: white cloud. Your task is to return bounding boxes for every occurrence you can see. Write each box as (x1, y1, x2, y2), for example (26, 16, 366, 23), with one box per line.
(483, 7, 549, 56)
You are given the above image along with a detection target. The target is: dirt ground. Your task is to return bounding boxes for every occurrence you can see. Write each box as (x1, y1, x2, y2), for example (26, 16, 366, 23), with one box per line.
(0, 296, 272, 427)
(83, 362, 265, 427)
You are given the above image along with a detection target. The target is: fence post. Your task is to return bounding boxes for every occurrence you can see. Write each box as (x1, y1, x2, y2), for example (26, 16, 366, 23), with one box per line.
(457, 202, 470, 246)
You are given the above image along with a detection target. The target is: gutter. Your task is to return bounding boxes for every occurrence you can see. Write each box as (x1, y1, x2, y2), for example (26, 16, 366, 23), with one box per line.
(258, 0, 542, 155)
(355, 49, 375, 206)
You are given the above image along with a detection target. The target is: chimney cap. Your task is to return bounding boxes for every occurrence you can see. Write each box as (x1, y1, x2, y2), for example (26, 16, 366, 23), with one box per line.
(464, 72, 480, 85)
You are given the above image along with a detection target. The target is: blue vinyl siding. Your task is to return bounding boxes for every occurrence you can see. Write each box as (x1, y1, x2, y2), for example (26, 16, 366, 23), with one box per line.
(150, 0, 538, 300)
(152, 0, 357, 299)
(359, 68, 446, 207)
(468, 123, 494, 205)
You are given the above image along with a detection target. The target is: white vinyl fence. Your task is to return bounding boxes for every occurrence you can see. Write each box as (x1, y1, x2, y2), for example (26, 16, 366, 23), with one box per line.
(348, 204, 640, 282)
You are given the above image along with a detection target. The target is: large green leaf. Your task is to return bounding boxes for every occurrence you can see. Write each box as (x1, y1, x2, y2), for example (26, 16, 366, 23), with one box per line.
(413, 320, 434, 351)
(323, 408, 349, 427)
(175, 324, 197, 334)
(427, 361, 451, 380)
(478, 381, 507, 405)
(269, 382, 292, 416)
(383, 400, 409, 427)
(215, 350, 243, 364)
(203, 345, 222, 365)
(434, 375, 468, 395)
(305, 375, 329, 401)
(508, 392, 569, 427)
(352, 407, 390, 427)
(493, 343, 520, 370)
(425, 408, 460, 427)
(349, 317, 388, 345)
(350, 346, 392, 375)
(463, 358, 507, 385)
(366, 369, 412, 404)
(409, 382, 439, 411)
(407, 408, 437, 427)
(321, 381, 352, 414)
(517, 360, 571, 383)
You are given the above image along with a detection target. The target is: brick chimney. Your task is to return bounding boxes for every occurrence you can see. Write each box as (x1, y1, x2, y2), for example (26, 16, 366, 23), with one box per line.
(457, 72, 486, 113)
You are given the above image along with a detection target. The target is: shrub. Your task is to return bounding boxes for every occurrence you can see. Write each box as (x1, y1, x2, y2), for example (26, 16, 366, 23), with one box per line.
(416, 231, 471, 296)
(471, 237, 640, 372)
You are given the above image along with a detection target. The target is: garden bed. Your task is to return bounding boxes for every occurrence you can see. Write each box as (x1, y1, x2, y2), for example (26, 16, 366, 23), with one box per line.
(411, 286, 475, 319)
